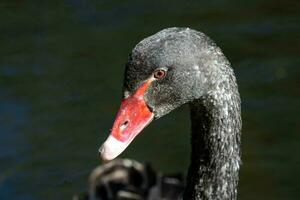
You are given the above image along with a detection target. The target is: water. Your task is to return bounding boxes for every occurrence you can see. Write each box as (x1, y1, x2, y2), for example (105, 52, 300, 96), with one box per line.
(0, 0, 299, 199)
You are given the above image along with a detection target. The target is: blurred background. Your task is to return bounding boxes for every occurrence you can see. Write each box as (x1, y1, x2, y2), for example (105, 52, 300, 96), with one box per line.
(0, 0, 299, 199)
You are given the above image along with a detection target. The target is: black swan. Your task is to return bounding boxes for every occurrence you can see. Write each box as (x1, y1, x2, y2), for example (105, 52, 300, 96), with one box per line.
(90, 27, 241, 200)
(73, 159, 184, 200)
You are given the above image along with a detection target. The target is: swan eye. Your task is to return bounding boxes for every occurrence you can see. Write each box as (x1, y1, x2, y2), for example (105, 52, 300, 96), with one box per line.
(153, 69, 167, 79)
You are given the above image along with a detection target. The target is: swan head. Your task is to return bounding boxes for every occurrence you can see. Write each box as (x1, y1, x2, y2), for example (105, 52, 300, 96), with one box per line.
(100, 27, 228, 161)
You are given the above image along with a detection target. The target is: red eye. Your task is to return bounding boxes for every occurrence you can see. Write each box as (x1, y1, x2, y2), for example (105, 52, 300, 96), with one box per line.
(154, 69, 167, 79)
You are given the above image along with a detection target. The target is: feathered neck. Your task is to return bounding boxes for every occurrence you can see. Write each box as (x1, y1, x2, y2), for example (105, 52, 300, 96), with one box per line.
(183, 72, 242, 200)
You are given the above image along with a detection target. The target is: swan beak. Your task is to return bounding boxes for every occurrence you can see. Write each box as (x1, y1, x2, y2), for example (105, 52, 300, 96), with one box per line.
(100, 79, 154, 161)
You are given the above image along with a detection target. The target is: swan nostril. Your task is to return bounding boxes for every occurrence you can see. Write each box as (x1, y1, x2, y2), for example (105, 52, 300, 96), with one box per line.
(123, 120, 129, 126)
(120, 120, 129, 130)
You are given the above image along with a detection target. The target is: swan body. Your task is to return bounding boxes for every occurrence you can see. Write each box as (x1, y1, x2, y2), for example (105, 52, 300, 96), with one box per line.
(73, 159, 184, 200)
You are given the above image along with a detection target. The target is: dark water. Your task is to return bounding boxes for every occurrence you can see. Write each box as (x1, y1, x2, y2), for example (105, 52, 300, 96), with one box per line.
(0, 0, 299, 199)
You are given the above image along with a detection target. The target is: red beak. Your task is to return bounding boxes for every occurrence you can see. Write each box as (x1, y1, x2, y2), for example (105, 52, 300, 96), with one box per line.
(100, 78, 154, 161)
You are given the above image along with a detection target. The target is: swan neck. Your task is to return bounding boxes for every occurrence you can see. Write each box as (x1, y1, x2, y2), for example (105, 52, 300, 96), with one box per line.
(184, 79, 242, 200)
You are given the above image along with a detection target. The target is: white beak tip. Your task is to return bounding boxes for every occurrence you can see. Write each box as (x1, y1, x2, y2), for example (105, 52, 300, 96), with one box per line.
(99, 135, 130, 161)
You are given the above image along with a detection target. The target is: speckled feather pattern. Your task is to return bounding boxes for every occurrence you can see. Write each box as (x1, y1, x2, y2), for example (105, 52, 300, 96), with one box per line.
(123, 27, 242, 200)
